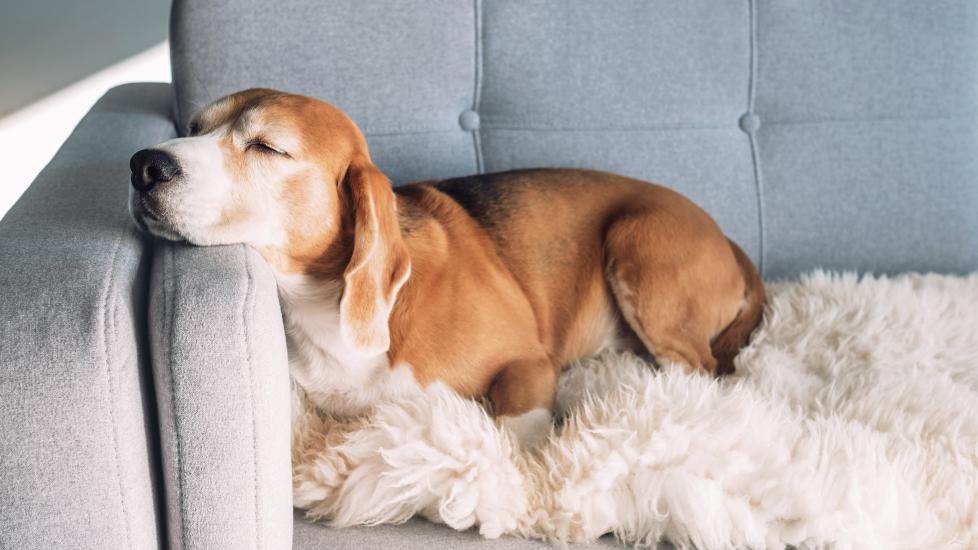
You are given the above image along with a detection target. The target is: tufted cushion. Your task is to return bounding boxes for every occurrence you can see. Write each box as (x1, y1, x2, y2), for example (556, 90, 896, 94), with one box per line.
(171, 0, 978, 278)
(754, 1, 978, 277)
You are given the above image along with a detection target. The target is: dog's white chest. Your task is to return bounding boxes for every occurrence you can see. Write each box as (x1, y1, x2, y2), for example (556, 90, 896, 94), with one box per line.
(276, 274, 420, 418)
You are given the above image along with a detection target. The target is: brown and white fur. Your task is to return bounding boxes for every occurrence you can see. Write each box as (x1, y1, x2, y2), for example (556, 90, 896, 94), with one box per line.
(129, 88, 766, 447)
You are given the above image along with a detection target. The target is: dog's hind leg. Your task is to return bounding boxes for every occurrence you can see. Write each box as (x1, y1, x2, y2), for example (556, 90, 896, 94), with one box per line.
(603, 210, 747, 376)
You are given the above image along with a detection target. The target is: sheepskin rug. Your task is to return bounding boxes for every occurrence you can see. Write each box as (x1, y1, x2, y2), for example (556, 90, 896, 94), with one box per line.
(291, 271, 978, 549)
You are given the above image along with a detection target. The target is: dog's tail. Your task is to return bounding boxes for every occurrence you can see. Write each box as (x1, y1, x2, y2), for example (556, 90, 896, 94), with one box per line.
(711, 239, 766, 375)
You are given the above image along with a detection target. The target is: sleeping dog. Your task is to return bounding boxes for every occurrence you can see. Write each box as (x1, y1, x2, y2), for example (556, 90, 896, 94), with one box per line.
(129, 88, 765, 447)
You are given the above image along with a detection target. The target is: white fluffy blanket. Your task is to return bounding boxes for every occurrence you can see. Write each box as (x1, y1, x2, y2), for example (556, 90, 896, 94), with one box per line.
(291, 271, 978, 549)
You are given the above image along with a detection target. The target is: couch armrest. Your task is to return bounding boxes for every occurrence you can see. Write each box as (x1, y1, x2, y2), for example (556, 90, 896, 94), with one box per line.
(150, 242, 293, 550)
(0, 83, 176, 550)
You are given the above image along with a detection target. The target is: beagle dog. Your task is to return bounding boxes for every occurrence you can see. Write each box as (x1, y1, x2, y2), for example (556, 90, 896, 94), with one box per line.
(129, 88, 765, 447)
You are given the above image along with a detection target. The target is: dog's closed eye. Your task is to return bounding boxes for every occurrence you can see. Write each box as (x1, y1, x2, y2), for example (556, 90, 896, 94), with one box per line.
(246, 139, 288, 157)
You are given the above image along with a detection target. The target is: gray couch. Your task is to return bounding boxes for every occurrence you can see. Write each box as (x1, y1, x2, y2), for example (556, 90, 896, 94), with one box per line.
(2, 1, 976, 549)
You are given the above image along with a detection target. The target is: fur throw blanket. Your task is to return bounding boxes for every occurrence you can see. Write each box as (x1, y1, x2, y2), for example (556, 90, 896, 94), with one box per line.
(292, 271, 978, 549)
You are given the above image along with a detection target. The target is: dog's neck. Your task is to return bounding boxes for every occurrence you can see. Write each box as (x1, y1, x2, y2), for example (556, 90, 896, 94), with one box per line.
(273, 270, 346, 361)
(272, 269, 370, 365)
(264, 231, 356, 363)
(273, 269, 397, 417)
(260, 224, 379, 363)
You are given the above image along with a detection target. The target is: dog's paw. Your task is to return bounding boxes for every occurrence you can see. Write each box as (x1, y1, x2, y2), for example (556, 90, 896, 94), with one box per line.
(498, 408, 553, 449)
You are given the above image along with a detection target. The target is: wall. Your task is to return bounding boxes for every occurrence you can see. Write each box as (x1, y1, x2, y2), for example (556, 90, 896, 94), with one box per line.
(0, 0, 170, 116)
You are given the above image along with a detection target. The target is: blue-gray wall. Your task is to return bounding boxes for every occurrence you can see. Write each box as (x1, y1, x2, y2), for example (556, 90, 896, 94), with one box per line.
(0, 0, 170, 116)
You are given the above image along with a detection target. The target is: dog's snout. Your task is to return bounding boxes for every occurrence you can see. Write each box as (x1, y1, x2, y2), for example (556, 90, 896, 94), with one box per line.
(130, 149, 181, 192)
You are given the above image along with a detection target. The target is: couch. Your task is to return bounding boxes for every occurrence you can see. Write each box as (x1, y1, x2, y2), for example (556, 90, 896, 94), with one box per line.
(2, 1, 976, 548)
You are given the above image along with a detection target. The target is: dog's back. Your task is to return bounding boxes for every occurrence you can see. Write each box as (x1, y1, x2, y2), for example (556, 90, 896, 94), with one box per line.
(399, 168, 765, 375)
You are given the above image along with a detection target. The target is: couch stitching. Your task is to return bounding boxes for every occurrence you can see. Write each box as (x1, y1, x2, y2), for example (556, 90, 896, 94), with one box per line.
(364, 127, 459, 137)
(480, 122, 739, 132)
(142, 234, 170, 550)
(472, 0, 485, 173)
(163, 244, 188, 550)
(101, 228, 133, 549)
(358, 113, 961, 137)
(746, 0, 766, 277)
(242, 247, 262, 549)
(763, 114, 964, 127)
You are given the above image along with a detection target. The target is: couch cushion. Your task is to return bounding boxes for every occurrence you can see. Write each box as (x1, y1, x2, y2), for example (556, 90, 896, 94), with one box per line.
(754, 1, 978, 277)
(477, 1, 760, 264)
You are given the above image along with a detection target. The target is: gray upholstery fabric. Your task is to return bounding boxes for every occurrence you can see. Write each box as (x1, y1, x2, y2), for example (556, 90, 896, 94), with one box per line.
(170, 0, 978, 279)
(170, 0, 480, 185)
(754, 1, 978, 277)
(0, 83, 174, 550)
(291, 510, 664, 549)
(149, 243, 293, 550)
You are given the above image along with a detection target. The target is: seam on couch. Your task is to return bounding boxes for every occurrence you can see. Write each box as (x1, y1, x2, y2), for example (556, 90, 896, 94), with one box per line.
(746, 0, 766, 277)
(479, 122, 739, 132)
(354, 113, 965, 139)
(140, 235, 170, 550)
(100, 227, 134, 549)
(363, 127, 461, 138)
(163, 244, 188, 550)
(763, 114, 965, 127)
(472, 0, 485, 174)
(242, 246, 262, 550)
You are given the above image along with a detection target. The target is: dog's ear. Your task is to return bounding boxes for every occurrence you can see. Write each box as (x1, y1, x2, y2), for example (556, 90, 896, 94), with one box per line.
(338, 155, 411, 357)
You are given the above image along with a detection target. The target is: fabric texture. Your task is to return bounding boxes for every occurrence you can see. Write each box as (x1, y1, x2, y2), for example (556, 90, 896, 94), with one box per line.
(754, 1, 978, 277)
(292, 271, 978, 549)
(169, 0, 479, 185)
(169, 0, 978, 279)
(0, 83, 175, 550)
(149, 243, 293, 550)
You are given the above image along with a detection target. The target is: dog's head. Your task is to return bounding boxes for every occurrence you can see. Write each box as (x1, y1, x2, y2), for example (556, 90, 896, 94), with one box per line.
(130, 88, 409, 354)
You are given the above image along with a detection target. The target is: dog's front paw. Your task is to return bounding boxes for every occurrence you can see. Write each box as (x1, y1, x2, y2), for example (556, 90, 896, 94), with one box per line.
(498, 408, 553, 449)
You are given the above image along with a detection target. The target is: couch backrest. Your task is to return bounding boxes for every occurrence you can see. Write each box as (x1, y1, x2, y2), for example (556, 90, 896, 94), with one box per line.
(170, 0, 978, 279)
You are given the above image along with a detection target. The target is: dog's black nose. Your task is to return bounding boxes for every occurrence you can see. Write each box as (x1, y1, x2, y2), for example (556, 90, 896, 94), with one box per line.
(130, 149, 181, 192)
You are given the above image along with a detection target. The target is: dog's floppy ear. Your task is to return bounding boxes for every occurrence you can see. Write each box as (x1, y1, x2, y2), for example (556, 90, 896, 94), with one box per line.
(338, 155, 411, 357)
